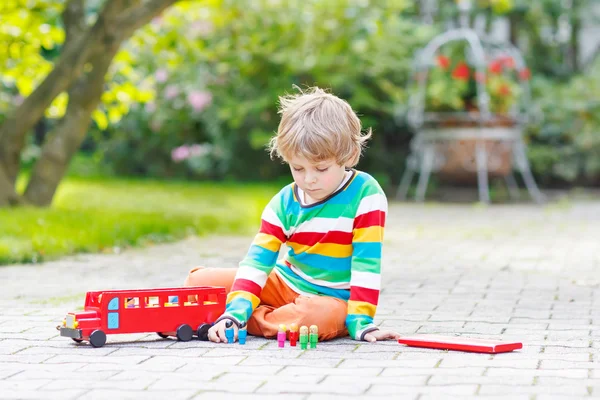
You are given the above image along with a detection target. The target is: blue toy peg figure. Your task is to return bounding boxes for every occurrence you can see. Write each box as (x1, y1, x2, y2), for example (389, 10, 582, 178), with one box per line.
(238, 322, 247, 345)
(225, 320, 234, 344)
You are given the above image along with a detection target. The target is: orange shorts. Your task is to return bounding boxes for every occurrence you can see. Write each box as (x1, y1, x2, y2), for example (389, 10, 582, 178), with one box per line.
(184, 266, 348, 341)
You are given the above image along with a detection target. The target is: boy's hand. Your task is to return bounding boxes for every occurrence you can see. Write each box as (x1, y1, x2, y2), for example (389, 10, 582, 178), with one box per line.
(364, 329, 401, 343)
(208, 319, 239, 343)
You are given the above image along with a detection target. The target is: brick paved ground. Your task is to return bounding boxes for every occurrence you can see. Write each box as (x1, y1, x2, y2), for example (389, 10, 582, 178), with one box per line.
(0, 199, 599, 399)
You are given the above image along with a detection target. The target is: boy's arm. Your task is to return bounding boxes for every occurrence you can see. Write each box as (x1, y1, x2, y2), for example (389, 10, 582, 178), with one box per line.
(216, 194, 288, 327)
(346, 185, 387, 341)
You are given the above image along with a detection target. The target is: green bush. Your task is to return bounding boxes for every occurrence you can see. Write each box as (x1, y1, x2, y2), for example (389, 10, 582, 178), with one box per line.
(526, 60, 600, 185)
(97, 0, 434, 189)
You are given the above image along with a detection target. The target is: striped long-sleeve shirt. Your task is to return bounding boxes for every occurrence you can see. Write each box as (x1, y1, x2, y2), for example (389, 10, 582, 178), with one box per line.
(220, 170, 387, 340)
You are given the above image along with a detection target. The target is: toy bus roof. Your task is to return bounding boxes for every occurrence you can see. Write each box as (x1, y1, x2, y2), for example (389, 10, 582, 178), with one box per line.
(85, 286, 226, 296)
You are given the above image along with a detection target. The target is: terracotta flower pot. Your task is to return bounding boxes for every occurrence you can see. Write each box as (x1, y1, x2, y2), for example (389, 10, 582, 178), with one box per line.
(429, 113, 516, 184)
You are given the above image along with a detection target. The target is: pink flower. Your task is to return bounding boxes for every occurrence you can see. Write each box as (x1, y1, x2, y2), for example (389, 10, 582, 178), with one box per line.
(164, 85, 179, 100)
(190, 20, 214, 38)
(155, 69, 168, 83)
(171, 145, 190, 162)
(150, 120, 162, 132)
(187, 91, 212, 112)
(145, 102, 157, 113)
(188, 144, 211, 157)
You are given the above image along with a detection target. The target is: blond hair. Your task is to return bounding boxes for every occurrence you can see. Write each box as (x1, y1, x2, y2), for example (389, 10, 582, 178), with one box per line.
(268, 86, 371, 167)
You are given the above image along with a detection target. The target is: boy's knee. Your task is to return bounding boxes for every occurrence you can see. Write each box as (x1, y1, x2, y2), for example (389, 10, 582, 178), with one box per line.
(184, 266, 206, 286)
(294, 297, 347, 327)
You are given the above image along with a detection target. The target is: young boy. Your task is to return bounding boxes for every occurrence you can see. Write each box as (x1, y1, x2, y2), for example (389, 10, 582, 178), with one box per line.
(184, 87, 400, 343)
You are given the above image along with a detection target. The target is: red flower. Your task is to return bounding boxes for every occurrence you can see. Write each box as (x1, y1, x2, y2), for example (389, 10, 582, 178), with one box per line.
(452, 62, 470, 81)
(498, 84, 511, 96)
(519, 68, 531, 80)
(502, 56, 515, 69)
(436, 55, 450, 70)
(489, 60, 503, 75)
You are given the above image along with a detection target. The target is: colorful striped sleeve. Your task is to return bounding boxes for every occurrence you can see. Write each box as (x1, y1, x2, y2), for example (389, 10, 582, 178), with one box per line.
(217, 190, 289, 326)
(346, 180, 387, 340)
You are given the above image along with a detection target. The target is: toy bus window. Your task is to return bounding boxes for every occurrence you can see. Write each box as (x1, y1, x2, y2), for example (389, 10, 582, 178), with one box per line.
(145, 296, 160, 307)
(125, 297, 140, 308)
(204, 293, 219, 305)
(164, 296, 179, 307)
(108, 297, 119, 311)
(184, 295, 199, 306)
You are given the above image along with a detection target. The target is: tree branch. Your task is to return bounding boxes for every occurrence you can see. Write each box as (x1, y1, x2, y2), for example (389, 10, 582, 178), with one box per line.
(0, 0, 132, 185)
(118, 0, 179, 37)
(62, 0, 87, 45)
(24, 43, 121, 205)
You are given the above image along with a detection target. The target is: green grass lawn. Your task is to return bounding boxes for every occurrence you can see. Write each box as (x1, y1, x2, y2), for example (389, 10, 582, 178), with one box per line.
(0, 177, 278, 265)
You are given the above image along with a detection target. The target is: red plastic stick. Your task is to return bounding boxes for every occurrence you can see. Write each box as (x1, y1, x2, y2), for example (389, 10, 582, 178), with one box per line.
(398, 334, 522, 354)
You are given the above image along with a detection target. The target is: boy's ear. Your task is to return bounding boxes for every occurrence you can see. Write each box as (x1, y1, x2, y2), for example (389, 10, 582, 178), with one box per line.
(347, 148, 361, 167)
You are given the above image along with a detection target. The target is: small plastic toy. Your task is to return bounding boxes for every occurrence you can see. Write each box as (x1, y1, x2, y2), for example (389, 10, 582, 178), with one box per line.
(299, 325, 308, 350)
(225, 320, 234, 343)
(398, 334, 523, 354)
(289, 323, 299, 347)
(309, 325, 318, 349)
(238, 322, 247, 345)
(57, 286, 226, 347)
(277, 324, 286, 348)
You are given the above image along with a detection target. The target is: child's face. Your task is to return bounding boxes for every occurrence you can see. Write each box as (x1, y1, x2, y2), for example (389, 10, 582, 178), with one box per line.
(288, 155, 347, 203)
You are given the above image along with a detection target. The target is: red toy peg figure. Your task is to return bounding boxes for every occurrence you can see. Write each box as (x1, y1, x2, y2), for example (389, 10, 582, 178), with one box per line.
(289, 323, 299, 347)
(277, 324, 286, 348)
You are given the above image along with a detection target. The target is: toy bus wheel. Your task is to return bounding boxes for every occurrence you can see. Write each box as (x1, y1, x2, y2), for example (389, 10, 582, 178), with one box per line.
(89, 330, 107, 348)
(72, 338, 84, 343)
(176, 324, 193, 342)
(197, 323, 211, 341)
(157, 332, 169, 339)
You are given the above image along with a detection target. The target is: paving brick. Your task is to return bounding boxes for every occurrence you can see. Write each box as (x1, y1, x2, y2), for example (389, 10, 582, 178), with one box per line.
(536, 377, 600, 386)
(381, 367, 486, 377)
(41, 354, 151, 365)
(306, 396, 408, 400)
(322, 374, 429, 386)
(194, 394, 306, 400)
(478, 384, 589, 396)
(44, 378, 156, 390)
(0, 354, 56, 364)
(428, 374, 533, 385)
(150, 377, 263, 392)
(84, 389, 197, 400)
(0, 389, 86, 399)
(8, 369, 119, 381)
(420, 396, 530, 400)
(368, 383, 478, 396)
(277, 366, 382, 376)
(341, 358, 441, 369)
(0, 379, 53, 390)
(238, 356, 340, 367)
(439, 357, 539, 369)
(539, 360, 600, 369)
(256, 379, 369, 396)
(486, 368, 589, 378)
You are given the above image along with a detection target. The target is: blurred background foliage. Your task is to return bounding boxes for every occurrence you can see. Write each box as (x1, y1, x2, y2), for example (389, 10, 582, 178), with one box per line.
(2, 0, 600, 190)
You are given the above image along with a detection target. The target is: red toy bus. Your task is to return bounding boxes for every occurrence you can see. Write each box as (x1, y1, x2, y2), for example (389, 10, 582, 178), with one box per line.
(58, 286, 226, 347)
